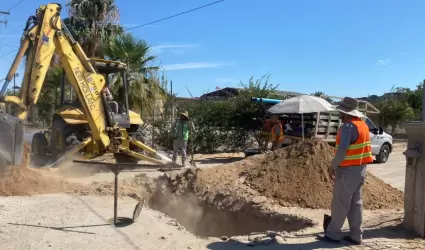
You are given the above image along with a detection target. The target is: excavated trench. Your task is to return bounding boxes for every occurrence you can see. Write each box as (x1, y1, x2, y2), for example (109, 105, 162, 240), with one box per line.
(147, 174, 315, 238)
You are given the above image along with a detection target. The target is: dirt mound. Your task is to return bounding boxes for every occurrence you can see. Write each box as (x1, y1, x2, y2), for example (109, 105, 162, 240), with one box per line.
(240, 139, 404, 209)
(0, 144, 81, 196)
(149, 168, 315, 237)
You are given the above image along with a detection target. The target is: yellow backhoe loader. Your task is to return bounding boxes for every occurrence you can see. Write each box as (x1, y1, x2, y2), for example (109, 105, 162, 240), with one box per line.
(0, 3, 171, 168)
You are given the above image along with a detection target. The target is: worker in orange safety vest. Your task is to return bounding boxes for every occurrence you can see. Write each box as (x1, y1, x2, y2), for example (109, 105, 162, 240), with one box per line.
(318, 97, 373, 245)
(270, 115, 284, 151)
(259, 118, 272, 151)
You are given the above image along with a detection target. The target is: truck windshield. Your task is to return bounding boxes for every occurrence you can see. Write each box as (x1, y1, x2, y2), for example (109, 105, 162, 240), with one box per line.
(364, 118, 376, 130)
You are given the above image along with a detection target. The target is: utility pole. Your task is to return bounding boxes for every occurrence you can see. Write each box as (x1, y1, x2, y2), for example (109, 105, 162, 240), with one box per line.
(170, 80, 175, 121)
(0, 10, 9, 27)
(422, 79, 425, 122)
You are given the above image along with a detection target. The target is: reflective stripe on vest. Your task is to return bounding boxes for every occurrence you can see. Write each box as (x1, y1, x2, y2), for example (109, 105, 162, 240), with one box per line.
(335, 118, 373, 167)
(174, 120, 190, 141)
(271, 124, 284, 142)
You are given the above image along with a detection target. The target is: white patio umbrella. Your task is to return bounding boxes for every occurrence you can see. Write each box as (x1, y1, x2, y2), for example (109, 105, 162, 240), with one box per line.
(267, 95, 336, 140)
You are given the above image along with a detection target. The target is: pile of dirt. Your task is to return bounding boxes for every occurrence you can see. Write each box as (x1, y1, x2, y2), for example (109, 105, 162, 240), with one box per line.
(240, 139, 404, 209)
(0, 144, 81, 196)
(157, 139, 404, 211)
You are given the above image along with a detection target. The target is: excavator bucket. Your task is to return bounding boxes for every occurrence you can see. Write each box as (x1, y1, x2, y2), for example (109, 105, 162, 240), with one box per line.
(0, 108, 24, 167)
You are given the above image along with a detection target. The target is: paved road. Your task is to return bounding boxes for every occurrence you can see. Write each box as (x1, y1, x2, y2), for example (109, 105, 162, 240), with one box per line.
(367, 146, 406, 191)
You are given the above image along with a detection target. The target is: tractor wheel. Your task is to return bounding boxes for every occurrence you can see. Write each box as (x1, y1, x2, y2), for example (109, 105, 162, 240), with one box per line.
(31, 132, 48, 167)
(51, 117, 82, 159)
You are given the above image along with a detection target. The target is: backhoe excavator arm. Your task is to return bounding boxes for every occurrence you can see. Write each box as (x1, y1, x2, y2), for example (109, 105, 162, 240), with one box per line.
(0, 3, 112, 164)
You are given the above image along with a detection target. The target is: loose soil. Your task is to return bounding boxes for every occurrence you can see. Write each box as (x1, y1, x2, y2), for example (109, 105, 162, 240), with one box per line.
(149, 168, 315, 237)
(0, 139, 405, 240)
(241, 139, 404, 209)
(0, 144, 82, 196)
(187, 139, 403, 210)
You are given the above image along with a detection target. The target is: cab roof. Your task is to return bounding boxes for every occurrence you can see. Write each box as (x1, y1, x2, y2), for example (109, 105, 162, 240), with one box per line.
(91, 58, 128, 74)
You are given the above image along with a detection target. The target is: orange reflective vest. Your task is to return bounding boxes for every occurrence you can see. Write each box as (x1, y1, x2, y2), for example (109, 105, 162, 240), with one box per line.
(271, 124, 284, 142)
(335, 118, 373, 167)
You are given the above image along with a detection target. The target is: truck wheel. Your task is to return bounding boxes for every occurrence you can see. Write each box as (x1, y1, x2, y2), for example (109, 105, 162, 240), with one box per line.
(375, 144, 390, 163)
(31, 132, 48, 167)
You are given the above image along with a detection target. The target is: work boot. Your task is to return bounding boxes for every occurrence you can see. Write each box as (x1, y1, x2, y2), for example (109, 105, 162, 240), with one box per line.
(323, 214, 331, 232)
(343, 236, 362, 245)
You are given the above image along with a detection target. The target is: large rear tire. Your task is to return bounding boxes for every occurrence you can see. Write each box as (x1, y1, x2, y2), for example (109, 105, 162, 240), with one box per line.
(51, 117, 82, 159)
(31, 132, 48, 167)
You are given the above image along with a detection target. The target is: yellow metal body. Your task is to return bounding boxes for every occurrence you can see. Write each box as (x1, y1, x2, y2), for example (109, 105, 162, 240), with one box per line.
(55, 106, 143, 126)
(0, 3, 165, 166)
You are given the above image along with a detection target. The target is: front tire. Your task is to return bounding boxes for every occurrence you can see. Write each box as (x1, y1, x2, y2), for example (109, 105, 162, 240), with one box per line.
(375, 144, 390, 163)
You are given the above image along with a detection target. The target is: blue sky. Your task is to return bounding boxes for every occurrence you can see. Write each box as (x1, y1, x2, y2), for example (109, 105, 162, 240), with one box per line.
(1, 0, 425, 98)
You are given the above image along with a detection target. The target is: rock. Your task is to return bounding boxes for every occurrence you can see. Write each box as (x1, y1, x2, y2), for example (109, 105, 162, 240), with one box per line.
(259, 237, 274, 245)
(248, 233, 267, 241)
(167, 220, 179, 226)
(266, 230, 277, 238)
(252, 196, 267, 204)
(246, 242, 256, 246)
(220, 236, 228, 241)
(160, 236, 167, 240)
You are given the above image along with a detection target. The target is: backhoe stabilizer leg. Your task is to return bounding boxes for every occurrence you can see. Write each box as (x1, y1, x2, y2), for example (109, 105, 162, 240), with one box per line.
(0, 108, 24, 167)
(128, 137, 172, 164)
(122, 149, 166, 166)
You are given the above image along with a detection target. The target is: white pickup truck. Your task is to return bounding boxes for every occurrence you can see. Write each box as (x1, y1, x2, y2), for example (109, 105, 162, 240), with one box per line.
(363, 116, 393, 163)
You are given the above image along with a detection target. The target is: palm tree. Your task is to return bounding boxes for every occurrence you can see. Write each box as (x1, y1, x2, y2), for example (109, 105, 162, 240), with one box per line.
(102, 33, 163, 114)
(64, 0, 123, 57)
(103, 33, 159, 79)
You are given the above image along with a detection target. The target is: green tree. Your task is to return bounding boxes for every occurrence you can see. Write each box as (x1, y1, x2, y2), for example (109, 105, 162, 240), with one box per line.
(378, 86, 415, 133)
(64, 0, 123, 57)
(103, 33, 159, 80)
(404, 82, 423, 120)
(36, 67, 63, 125)
(102, 33, 162, 113)
(311, 91, 333, 103)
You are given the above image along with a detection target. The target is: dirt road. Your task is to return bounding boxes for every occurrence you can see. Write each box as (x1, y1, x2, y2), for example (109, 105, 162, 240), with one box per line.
(1, 141, 423, 250)
(1, 194, 422, 250)
(367, 141, 406, 191)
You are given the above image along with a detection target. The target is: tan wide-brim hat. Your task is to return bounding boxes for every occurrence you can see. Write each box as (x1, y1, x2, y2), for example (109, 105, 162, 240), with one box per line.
(180, 111, 189, 118)
(335, 97, 364, 118)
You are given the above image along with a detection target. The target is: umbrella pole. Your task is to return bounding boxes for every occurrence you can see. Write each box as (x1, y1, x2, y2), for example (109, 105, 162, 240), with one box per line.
(302, 113, 305, 141)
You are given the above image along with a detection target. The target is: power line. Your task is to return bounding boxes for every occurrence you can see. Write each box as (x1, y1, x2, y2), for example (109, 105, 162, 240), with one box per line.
(9, 0, 25, 12)
(125, 0, 224, 31)
(0, 48, 18, 57)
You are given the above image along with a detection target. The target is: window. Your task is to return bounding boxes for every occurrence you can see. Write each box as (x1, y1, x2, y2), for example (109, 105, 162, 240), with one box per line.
(364, 118, 376, 131)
